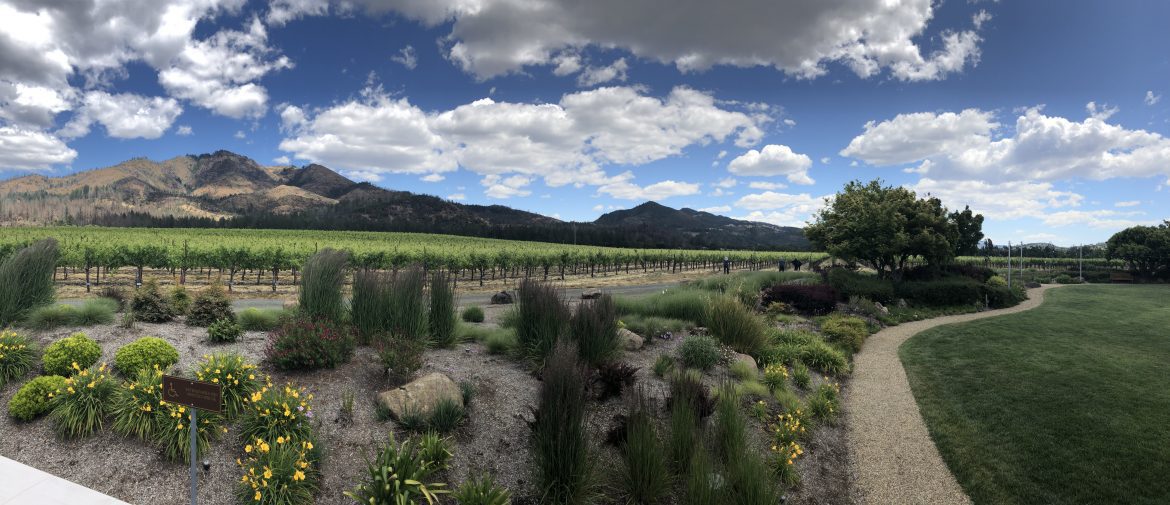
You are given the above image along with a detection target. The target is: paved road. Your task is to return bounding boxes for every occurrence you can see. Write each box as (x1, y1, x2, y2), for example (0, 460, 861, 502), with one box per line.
(59, 280, 682, 311)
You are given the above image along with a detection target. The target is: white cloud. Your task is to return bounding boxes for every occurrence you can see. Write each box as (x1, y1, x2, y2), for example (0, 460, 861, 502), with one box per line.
(447, 193, 466, 201)
(1114, 200, 1141, 207)
(393, 46, 418, 69)
(1146, 91, 1162, 106)
(820, 157, 830, 164)
(58, 91, 182, 140)
(713, 177, 737, 189)
(1085, 101, 1118, 120)
(716, 150, 727, 159)
(176, 125, 193, 136)
(841, 107, 1170, 183)
(0, 126, 77, 170)
(1040, 210, 1154, 229)
(273, 155, 291, 164)
(421, 173, 445, 182)
(748, 181, 786, 190)
(732, 191, 827, 227)
(234, 130, 246, 139)
(727, 144, 814, 184)
(577, 58, 628, 87)
(698, 205, 731, 213)
(597, 171, 700, 200)
(267, 0, 330, 25)
(0, 83, 72, 128)
(783, 118, 796, 127)
(352, 0, 988, 81)
(906, 178, 1083, 221)
(551, 52, 582, 76)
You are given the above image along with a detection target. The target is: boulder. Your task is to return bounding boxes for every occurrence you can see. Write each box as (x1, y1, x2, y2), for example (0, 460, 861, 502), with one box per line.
(619, 328, 644, 351)
(731, 352, 757, 371)
(581, 290, 602, 300)
(896, 298, 909, 309)
(377, 373, 463, 421)
(490, 291, 514, 304)
(281, 300, 298, 311)
(873, 301, 889, 315)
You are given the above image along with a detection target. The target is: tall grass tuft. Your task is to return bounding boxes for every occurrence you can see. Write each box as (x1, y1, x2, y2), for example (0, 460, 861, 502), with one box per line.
(428, 271, 457, 348)
(713, 384, 746, 463)
(390, 267, 428, 342)
(683, 449, 718, 505)
(531, 340, 594, 504)
(706, 296, 769, 357)
(350, 270, 391, 339)
(618, 389, 669, 504)
(713, 384, 780, 504)
(0, 239, 58, 327)
(298, 248, 347, 322)
(668, 371, 705, 473)
(516, 280, 570, 363)
(569, 294, 620, 366)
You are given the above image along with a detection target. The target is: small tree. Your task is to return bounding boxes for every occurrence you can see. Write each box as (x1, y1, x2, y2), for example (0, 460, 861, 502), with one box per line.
(1106, 222, 1170, 277)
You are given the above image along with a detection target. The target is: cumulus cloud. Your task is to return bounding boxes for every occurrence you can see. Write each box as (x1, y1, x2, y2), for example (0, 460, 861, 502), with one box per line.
(577, 58, 628, 87)
(748, 181, 786, 190)
(1040, 210, 1155, 229)
(421, 173, 445, 182)
(727, 144, 814, 184)
(393, 46, 418, 69)
(1146, 91, 1162, 106)
(1114, 200, 1141, 207)
(907, 178, 1083, 221)
(447, 193, 466, 201)
(713, 177, 737, 189)
(347, 0, 989, 81)
(176, 125, 193, 136)
(59, 91, 183, 140)
(267, 0, 330, 25)
(0, 126, 77, 170)
(698, 205, 731, 213)
(841, 107, 1170, 183)
(597, 171, 701, 200)
(732, 191, 827, 227)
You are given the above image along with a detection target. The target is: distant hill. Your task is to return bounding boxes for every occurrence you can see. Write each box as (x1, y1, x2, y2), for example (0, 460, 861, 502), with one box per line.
(0, 151, 810, 250)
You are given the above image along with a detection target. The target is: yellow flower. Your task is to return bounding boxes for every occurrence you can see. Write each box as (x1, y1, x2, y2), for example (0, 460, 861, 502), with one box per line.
(292, 470, 305, 482)
(253, 491, 261, 501)
(276, 436, 285, 444)
(262, 467, 272, 479)
(245, 444, 253, 453)
(304, 441, 313, 450)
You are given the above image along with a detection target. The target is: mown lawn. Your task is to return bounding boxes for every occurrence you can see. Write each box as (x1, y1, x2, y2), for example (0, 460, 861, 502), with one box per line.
(901, 285, 1170, 505)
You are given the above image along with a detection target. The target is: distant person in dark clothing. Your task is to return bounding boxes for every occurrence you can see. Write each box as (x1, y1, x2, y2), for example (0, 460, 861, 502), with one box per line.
(778, 259, 787, 271)
(791, 258, 802, 271)
(723, 256, 731, 274)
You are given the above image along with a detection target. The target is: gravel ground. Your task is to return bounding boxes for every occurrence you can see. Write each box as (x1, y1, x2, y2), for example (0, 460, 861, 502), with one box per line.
(844, 285, 1058, 505)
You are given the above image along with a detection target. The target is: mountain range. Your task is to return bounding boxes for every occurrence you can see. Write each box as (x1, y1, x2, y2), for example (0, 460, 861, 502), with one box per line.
(0, 150, 810, 250)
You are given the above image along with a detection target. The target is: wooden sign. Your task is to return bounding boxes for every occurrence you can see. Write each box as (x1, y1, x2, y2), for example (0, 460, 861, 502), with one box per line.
(162, 375, 223, 413)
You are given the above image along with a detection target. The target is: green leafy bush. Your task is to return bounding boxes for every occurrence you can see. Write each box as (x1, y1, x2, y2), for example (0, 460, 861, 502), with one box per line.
(0, 239, 58, 327)
(238, 435, 319, 504)
(429, 271, 458, 348)
(986, 275, 1008, 288)
(193, 353, 262, 419)
(569, 294, 620, 366)
(208, 318, 243, 343)
(169, 285, 191, 314)
(0, 330, 37, 387)
(299, 248, 348, 322)
(706, 296, 768, 357)
(131, 280, 176, 323)
(238, 307, 286, 331)
(792, 362, 811, 389)
(417, 431, 453, 471)
(266, 317, 355, 371)
(679, 335, 720, 370)
(460, 306, 485, 323)
(7, 375, 66, 421)
(453, 473, 511, 505)
(760, 283, 838, 316)
(827, 268, 895, 303)
(531, 341, 595, 504)
(185, 282, 234, 327)
(345, 433, 448, 505)
(378, 336, 425, 385)
(42, 332, 102, 377)
(48, 363, 117, 437)
(516, 280, 570, 363)
(819, 314, 869, 353)
(114, 337, 179, 376)
(239, 382, 316, 444)
(800, 340, 849, 376)
(111, 366, 164, 440)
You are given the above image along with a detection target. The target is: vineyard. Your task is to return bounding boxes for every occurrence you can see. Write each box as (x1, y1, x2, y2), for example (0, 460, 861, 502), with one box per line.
(0, 226, 828, 292)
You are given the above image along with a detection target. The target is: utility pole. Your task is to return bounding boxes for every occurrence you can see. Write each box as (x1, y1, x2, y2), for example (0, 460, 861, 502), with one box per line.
(1007, 241, 1012, 289)
(1078, 244, 1083, 281)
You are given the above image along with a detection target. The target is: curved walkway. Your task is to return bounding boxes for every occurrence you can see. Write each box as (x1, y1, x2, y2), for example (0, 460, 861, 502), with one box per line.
(846, 285, 1058, 505)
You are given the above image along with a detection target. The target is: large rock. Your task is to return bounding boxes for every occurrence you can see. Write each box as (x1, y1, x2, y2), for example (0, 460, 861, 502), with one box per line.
(377, 373, 463, 421)
(618, 328, 644, 351)
(873, 301, 889, 315)
(490, 291, 514, 304)
(730, 352, 757, 371)
(581, 289, 602, 300)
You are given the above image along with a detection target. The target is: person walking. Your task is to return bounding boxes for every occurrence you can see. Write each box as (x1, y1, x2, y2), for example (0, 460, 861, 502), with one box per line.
(791, 258, 802, 271)
(778, 258, 787, 272)
(723, 256, 731, 274)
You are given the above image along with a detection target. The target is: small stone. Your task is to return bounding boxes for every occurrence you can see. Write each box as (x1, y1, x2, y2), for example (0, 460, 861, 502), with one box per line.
(619, 328, 644, 351)
(490, 291, 514, 304)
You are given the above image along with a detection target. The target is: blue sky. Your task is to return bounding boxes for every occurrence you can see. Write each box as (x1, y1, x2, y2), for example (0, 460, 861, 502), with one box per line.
(0, 0, 1167, 245)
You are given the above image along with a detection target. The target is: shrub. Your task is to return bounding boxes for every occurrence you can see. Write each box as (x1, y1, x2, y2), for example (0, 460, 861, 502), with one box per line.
(418, 431, 453, 471)
(516, 280, 570, 363)
(453, 474, 512, 505)
(238, 307, 285, 331)
(169, 285, 191, 314)
(808, 382, 841, 423)
(760, 283, 838, 316)
(114, 337, 179, 376)
(0, 330, 37, 387)
(111, 367, 165, 440)
(48, 363, 116, 438)
(345, 433, 447, 505)
(986, 275, 1008, 288)
(208, 318, 243, 343)
(652, 354, 674, 378)
(569, 294, 620, 366)
(23, 305, 79, 330)
(827, 268, 894, 303)
(266, 317, 355, 371)
(706, 296, 768, 357)
(42, 332, 101, 377)
(378, 336, 425, 385)
(193, 353, 262, 419)
(819, 314, 869, 353)
(595, 362, 638, 401)
(461, 305, 485, 323)
(801, 341, 849, 376)
(7, 375, 66, 421)
(185, 283, 235, 327)
(239, 382, 316, 444)
(429, 271, 458, 348)
(531, 340, 595, 504)
(762, 363, 789, 392)
(0, 239, 57, 327)
(299, 248, 348, 322)
(618, 391, 669, 504)
(679, 335, 720, 371)
(131, 280, 176, 323)
(482, 330, 518, 355)
(894, 277, 985, 307)
(615, 288, 709, 326)
(239, 436, 319, 505)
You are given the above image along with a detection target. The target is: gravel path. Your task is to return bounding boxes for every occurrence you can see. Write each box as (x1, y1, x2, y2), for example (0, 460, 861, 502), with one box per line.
(845, 285, 1058, 505)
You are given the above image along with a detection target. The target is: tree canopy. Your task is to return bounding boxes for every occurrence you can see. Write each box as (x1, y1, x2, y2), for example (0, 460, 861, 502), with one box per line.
(1106, 222, 1170, 277)
(805, 179, 981, 278)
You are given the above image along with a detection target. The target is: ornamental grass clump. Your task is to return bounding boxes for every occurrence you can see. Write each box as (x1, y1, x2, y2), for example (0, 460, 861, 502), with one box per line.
(679, 335, 720, 371)
(706, 296, 769, 357)
(617, 390, 669, 505)
(266, 317, 355, 371)
(531, 340, 596, 504)
(113, 336, 179, 377)
(156, 400, 225, 462)
(0, 238, 57, 327)
(345, 433, 448, 505)
(517, 280, 570, 364)
(185, 282, 234, 327)
(194, 353, 262, 419)
(569, 294, 620, 366)
(460, 306, 485, 323)
(48, 362, 116, 438)
(350, 270, 392, 340)
(819, 314, 869, 354)
(239, 382, 316, 444)
(0, 330, 37, 387)
(7, 375, 66, 421)
(429, 271, 458, 348)
(238, 437, 319, 505)
(238, 307, 285, 332)
(42, 332, 101, 377)
(111, 366, 165, 440)
(298, 249, 348, 322)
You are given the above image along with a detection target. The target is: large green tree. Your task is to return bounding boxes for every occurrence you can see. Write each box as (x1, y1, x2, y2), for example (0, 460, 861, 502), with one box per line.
(950, 205, 985, 256)
(1106, 222, 1170, 277)
(805, 180, 964, 278)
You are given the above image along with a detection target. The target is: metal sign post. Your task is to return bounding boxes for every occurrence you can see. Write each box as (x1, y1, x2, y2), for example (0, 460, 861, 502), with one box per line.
(163, 375, 223, 505)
